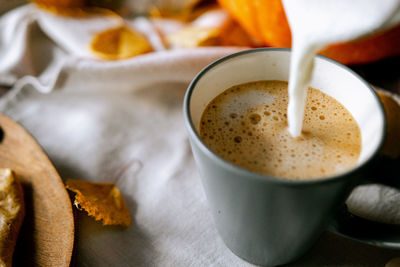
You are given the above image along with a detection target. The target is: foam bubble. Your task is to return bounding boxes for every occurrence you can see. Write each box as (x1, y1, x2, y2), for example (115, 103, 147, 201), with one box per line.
(249, 113, 261, 124)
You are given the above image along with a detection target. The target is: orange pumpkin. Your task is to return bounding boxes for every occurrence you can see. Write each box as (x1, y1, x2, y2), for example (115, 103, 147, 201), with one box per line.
(218, 0, 400, 65)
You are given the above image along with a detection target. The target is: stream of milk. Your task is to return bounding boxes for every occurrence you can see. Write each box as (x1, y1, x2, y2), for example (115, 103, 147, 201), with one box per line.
(282, 0, 400, 137)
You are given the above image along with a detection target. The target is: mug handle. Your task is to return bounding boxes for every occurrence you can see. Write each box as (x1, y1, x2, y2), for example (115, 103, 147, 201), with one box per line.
(327, 155, 400, 248)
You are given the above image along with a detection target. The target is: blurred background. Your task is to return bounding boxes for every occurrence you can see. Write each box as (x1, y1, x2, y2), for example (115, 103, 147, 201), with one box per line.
(1, 0, 398, 94)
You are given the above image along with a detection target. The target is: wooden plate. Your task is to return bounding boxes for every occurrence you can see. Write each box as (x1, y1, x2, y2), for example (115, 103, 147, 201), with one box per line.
(0, 114, 74, 266)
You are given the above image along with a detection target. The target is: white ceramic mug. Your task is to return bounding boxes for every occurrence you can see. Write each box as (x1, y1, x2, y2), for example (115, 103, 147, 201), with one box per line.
(183, 48, 400, 266)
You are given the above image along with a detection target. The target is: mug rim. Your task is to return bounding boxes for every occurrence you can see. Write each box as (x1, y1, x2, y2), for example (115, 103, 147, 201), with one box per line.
(183, 47, 387, 186)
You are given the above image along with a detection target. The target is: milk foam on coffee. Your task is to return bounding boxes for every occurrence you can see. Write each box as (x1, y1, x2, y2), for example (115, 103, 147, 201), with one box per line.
(200, 81, 361, 179)
(282, 0, 400, 137)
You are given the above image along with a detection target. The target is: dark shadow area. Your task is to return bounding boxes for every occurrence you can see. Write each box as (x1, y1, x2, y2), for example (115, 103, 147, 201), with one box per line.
(333, 213, 400, 244)
(0, 126, 3, 143)
(351, 56, 400, 94)
(69, 191, 79, 267)
(29, 24, 61, 78)
(286, 231, 400, 267)
(0, 0, 27, 15)
(13, 182, 36, 266)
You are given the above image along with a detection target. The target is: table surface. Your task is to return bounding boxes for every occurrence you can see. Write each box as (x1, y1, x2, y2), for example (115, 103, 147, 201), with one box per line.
(1, 2, 400, 265)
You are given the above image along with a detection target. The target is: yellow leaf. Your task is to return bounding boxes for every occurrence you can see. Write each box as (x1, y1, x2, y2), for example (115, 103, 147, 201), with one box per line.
(66, 179, 132, 227)
(90, 26, 153, 60)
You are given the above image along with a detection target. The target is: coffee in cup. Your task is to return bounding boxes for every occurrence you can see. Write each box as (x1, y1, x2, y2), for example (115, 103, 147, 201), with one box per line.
(199, 80, 361, 179)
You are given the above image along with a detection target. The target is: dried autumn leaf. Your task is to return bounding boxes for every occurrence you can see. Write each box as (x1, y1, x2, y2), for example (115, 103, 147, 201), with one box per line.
(377, 90, 400, 158)
(90, 26, 153, 60)
(166, 26, 220, 48)
(66, 179, 131, 227)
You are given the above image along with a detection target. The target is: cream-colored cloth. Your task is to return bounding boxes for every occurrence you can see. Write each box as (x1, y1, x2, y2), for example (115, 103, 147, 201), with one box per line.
(0, 4, 399, 267)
